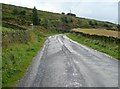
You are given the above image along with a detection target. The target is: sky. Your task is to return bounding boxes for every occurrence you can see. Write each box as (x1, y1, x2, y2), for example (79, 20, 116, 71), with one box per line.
(1, 0, 119, 24)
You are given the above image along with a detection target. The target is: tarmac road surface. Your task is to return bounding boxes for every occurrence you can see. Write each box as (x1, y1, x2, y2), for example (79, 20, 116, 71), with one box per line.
(17, 34, 118, 87)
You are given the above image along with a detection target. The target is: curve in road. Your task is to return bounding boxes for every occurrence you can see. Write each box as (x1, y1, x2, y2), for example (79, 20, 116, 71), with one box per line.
(17, 34, 118, 87)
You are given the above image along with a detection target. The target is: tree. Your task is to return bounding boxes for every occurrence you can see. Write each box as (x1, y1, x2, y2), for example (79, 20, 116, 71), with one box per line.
(32, 6, 39, 25)
(61, 12, 65, 15)
(67, 13, 76, 17)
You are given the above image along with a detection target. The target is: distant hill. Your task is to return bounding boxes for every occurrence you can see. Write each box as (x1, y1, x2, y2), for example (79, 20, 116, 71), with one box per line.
(2, 3, 118, 32)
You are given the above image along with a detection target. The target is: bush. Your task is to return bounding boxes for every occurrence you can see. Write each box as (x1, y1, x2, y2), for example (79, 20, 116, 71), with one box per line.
(2, 30, 31, 47)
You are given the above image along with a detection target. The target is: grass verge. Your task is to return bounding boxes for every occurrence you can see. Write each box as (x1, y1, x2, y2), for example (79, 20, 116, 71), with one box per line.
(2, 28, 59, 87)
(67, 33, 119, 60)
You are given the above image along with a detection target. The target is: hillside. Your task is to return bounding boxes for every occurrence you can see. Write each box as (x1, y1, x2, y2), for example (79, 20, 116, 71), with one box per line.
(2, 3, 118, 32)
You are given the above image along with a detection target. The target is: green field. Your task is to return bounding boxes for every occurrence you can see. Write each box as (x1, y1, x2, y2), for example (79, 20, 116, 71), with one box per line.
(72, 28, 119, 38)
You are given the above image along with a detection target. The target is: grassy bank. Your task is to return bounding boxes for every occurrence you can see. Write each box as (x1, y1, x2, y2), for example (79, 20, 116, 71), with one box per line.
(2, 27, 58, 87)
(67, 33, 119, 60)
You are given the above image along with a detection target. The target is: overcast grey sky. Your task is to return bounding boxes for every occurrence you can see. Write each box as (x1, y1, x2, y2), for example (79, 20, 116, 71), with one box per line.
(1, 0, 119, 24)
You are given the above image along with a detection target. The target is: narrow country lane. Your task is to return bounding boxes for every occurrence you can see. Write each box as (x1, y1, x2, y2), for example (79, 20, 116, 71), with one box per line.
(17, 34, 118, 87)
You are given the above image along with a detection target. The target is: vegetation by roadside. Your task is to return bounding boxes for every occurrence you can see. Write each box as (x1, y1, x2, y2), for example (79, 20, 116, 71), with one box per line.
(2, 26, 59, 87)
(67, 33, 119, 60)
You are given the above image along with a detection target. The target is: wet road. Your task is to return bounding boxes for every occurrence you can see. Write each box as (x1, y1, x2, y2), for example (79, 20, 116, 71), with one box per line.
(18, 34, 118, 87)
